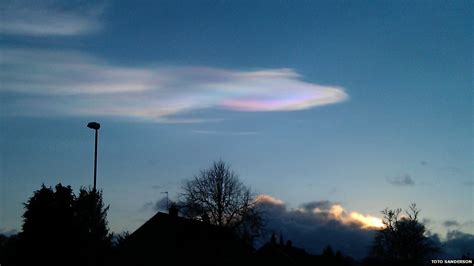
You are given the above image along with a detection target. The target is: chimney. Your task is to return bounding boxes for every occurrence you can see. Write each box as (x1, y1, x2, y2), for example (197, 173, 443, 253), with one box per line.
(168, 204, 178, 217)
(270, 233, 277, 245)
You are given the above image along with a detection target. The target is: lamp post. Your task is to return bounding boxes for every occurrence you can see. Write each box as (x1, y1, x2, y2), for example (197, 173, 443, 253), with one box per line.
(87, 122, 100, 191)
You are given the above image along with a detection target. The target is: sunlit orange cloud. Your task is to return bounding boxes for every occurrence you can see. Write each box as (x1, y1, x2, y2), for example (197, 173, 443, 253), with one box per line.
(324, 204, 384, 229)
(257, 194, 384, 230)
(349, 212, 384, 229)
(256, 194, 285, 205)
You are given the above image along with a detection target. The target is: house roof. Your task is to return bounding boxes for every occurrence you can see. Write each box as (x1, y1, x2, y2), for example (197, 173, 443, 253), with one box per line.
(123, 212, 252, 266)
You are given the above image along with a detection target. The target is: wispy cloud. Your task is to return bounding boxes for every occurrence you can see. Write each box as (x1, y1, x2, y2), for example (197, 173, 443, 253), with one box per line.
(462, 180, 474, 186)
(1, 48, 349, 122)
(156, 118, 224, 124)
(387, 174, 415, 186)
(1, 48, 155, 95)
(442, 220, 474, 230)
(141, 197, 168, 212)
(192, 130, 260, 136)
(443, 220, 460, 227)
(0, 1, 104, 36)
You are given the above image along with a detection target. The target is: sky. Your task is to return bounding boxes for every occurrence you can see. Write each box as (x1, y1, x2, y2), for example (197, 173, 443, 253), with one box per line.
(0, 0, 472, 257)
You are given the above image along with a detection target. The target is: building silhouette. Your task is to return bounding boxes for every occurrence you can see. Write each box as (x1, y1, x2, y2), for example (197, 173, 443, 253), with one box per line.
(120, 207, 252, 266)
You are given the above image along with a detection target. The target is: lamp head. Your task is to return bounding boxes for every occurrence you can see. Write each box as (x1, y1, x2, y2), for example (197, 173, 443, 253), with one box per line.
(87, 122, 101, 130)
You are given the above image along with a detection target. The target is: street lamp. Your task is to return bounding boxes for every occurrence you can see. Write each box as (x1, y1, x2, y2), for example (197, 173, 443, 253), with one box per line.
(87, 122, 100, 191)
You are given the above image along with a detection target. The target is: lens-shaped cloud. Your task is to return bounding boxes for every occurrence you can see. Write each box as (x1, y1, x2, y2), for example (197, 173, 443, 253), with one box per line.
(1, 48, 348, 122)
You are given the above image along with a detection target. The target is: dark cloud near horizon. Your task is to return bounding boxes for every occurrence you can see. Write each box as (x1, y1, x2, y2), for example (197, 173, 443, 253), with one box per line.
(463, 221, 474, 227)
(433, 230, 474, 258)
(256, 198, 474, 260)
(387, 174, 415, 186)
(300, 200, 334, 212)
(141, 197, 169, 212)
(422, 218, 432, 226)
(154, 197, 169, 211)
(0, 228, 18, 236)
(256, 199, 375, 259)
(440, 220, 474, 229)
(443, 220, 460, 227)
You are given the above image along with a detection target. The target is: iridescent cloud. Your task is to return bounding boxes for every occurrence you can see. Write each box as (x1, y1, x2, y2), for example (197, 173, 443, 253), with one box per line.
(1, 48, 348, 122)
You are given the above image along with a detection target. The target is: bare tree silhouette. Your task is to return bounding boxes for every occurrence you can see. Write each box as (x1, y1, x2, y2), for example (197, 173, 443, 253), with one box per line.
(368, 204, 439, 266)
(180, 160, 263, 243)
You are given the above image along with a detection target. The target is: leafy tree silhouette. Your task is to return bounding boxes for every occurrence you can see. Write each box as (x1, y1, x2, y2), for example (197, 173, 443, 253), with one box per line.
(17, 184, 111, 266)
(112, 231, 130, 250)
(20, 184, 78, 265)
(180, 160, 263, 244)
(75, 187, 112, 266)
(320, 245, 354, 266)
(367, 204, 439, 266)
(322, 245, 335, 258)
(0, 233, 21, 265)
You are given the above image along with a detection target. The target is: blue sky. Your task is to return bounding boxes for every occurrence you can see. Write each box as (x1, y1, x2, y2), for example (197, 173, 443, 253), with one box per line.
(0, 0, 472, 246)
